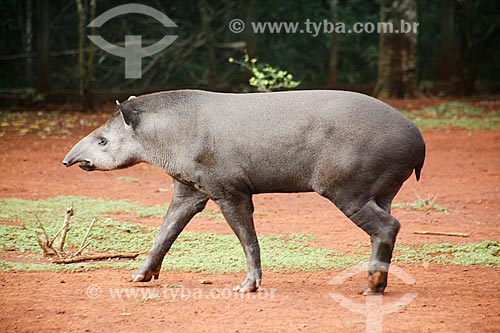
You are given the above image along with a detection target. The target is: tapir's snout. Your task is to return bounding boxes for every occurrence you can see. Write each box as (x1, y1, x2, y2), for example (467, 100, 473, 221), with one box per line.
(62, 158, 76, 167)
(62, 157, 95, 171)
(62, 137, 97, 171)
(62, 149, 81, 168)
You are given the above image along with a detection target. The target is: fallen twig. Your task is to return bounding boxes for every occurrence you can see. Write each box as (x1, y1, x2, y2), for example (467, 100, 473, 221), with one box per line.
(34, 214, 57, 256)
(72, 241, 91, 258)
(35, 232, 55, 256)
(56, 205, 73, 253)
(73, 218, 96, 257)
(34, 206, 136, 264)
(52, 252, 140, 264)
(34, 214, 50, 243)
(414, 231, 470, 237)
(34, 206, 98, 259)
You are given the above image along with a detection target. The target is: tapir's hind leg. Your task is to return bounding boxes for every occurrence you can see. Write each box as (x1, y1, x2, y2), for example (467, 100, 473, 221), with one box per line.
(348, 199, 401, 295)
(320, 184, 402, 295)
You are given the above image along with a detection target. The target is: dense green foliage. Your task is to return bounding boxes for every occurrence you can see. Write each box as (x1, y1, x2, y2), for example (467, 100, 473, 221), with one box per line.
(0, 0, 498, 96)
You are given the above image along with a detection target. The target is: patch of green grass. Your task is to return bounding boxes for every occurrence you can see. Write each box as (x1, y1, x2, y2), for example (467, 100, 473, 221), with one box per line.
(402, 102, 500, 130)
(0, 258, 145, 273)
(0, 197, 359, 273)
(134, 205, 168, 218)
(0, 196, 154, 254)
(0, 197, 498, 274)
(0, 196, 223, 254)
(135, 204, 223, 220)
(140, 293, 161, 302)
(345, 319, 366, 326)
(164, 232, 361, 274)
(393, 197, 449, 214)
(393, 241, 500, 267)
(196, 209, 225, 220)
(116, 176, 140, 183)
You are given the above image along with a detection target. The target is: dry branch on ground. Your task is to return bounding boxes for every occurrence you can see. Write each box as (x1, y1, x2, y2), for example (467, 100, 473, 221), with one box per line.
(34, 206, 139, 264)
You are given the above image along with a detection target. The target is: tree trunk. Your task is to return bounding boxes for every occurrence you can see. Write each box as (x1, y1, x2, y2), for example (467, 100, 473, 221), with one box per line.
(76, 0, 86, 108)
(328, 0, 338, 88)
(35, 0, 50, 96)
(244, 0, 257, 58)
(439, 0, 455, 84)
(455, 0, 500, 95)
(374, 0, 419, 98)
(84, 0, 96, 112)
(200, 0, 216, 90)
(25, 0, 33, 89)
(76, 0, 95, 111)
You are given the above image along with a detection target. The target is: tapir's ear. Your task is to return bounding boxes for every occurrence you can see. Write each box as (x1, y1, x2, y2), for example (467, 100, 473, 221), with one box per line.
(117, 101, 139, 129)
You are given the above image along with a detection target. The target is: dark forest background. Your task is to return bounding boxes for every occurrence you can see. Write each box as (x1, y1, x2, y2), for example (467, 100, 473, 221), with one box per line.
(1, 0, 499, 108)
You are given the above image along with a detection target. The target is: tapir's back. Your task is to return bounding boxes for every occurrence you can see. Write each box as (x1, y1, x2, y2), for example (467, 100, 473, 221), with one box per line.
(196, 90, 418, 143)
(183, 90, 425, 194)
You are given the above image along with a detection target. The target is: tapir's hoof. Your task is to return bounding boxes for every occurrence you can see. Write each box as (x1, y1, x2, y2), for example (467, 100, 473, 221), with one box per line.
(232, 278, 261, 293)
(357, 269, 387, 295)
(131, 271, 159, 282)
(358, 285, 383, 296)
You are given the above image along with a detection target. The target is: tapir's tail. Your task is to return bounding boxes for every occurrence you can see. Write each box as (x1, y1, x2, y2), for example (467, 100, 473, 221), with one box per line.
(415, 162, 423, 181)
(414, 141, 426, 181)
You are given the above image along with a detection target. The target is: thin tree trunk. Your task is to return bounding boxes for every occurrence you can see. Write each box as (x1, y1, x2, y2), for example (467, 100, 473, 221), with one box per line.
(455, 0, 500, 95)
(328, 0, 338, 88)
(439, 0, 455, 84)
(76, 0, 86, 108)
(35, 0, 50, 96)
(200, 0, 216, 90)
(374, 0, 419, 98)
(456, 0, 477, 95)
(374, 0, 396, 98)
(244, 0, 257, 58)
(25, 0, 33, 89)
(84, 0, 96, 111)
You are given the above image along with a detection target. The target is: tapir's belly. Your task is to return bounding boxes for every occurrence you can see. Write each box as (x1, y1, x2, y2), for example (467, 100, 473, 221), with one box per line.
(223, 139, 323, 194)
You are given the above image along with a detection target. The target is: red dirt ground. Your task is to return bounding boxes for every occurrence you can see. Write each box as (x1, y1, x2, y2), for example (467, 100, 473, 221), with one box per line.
(0, 115, 499, 332)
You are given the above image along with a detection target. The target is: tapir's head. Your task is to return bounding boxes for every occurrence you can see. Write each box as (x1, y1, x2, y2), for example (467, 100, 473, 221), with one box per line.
(62, 99, 144, 171)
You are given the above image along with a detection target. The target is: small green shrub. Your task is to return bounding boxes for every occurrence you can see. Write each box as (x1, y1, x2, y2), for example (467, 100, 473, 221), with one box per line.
(228, 53, 301, 92)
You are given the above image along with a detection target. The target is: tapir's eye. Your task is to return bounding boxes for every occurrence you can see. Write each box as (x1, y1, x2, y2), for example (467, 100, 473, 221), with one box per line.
(98, 137, 108, 146)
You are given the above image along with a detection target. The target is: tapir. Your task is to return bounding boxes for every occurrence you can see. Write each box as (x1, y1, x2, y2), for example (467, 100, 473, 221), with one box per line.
(63, 90, 425, 294)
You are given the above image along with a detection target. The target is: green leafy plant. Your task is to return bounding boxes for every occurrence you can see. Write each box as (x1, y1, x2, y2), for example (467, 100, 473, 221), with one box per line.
(228, 53, 301, 92)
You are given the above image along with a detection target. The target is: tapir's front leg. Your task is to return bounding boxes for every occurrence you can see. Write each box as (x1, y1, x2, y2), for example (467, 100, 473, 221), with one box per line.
(215, 193, 262, 292)
(132, 180, 208, 282)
